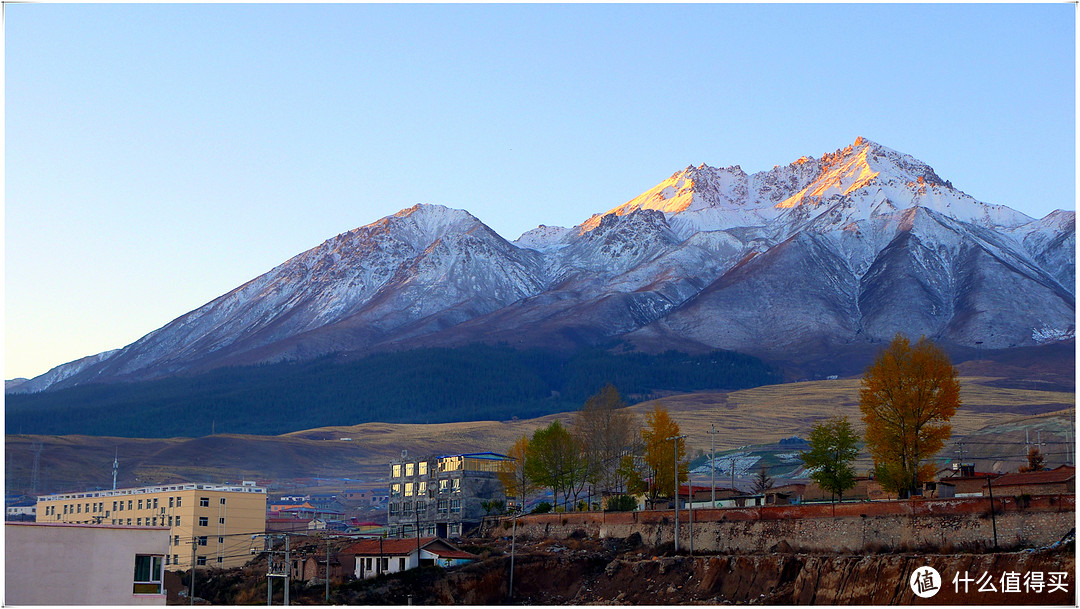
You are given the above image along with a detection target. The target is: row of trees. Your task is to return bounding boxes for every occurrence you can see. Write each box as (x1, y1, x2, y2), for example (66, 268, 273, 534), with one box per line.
(803, 334, 961, 500)
(502, 333, 962, 510)
(499, 385, 690, 512)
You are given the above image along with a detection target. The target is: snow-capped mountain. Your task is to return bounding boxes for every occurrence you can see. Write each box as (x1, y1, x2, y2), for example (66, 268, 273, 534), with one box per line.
(12, 138, 1074, 393)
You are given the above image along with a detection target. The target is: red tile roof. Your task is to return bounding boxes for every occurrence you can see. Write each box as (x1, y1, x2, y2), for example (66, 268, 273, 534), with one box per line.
(990, 465, 1075, 488)
(343, 537, 439, 556)
(428, 549, 477, 560)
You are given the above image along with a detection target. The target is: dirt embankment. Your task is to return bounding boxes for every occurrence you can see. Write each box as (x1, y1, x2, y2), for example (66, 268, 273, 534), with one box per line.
(327, 535, 1075, 605)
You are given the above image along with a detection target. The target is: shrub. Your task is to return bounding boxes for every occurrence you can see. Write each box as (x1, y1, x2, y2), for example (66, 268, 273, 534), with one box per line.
(606, 495, 638, 512)
(532, 501, 552, 514)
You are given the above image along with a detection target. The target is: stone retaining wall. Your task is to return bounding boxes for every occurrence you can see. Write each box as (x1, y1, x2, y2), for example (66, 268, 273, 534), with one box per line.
(485, 494, 1074, 553)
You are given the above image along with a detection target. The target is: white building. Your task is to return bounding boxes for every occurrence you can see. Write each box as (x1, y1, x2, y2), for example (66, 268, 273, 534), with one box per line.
(6, 522, 169, 605)
(345, 537, 477, 579)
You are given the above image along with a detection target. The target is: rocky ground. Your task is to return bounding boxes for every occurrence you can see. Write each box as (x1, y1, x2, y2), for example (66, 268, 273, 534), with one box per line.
(184, 531, 1075, 605)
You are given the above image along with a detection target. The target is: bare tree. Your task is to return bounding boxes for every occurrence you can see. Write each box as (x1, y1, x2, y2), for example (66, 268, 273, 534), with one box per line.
(572, 385, 641, 499)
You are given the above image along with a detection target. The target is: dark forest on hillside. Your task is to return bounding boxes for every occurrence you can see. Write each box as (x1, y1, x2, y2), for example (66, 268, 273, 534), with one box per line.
(6, 344, 777, 438)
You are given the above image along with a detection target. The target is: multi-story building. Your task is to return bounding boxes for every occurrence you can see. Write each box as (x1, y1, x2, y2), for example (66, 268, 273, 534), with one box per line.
(386, 451, 511, 538)
(35, 482, 266, 570)
(7, 522, 169, 605)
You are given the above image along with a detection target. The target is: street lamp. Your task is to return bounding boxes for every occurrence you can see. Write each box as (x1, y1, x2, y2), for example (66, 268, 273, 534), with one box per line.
(665, 435, 687, 553)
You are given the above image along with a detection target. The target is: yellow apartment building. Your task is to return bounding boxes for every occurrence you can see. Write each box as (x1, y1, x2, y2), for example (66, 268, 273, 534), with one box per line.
(36, 482, 267, 570)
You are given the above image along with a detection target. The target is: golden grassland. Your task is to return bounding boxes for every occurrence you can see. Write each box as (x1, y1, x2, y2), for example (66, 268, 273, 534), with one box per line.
(6, 377, 1073, 494)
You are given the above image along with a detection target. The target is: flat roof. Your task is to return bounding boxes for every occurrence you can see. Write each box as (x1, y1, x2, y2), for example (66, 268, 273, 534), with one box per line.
(37, 482, 267, 502)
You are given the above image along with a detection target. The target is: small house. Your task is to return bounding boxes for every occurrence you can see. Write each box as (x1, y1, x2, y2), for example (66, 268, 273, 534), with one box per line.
(984, 465, 1075, 497)
(345, 537, 477, 579)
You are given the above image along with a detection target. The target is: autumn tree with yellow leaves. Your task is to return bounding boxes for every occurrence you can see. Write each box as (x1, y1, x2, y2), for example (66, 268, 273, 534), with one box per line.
(637, 404, 688, 503)
(859, 334, 960, 498)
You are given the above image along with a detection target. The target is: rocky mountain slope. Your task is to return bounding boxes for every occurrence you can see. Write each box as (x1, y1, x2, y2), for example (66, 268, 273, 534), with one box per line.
(13, 137, 1074, 393)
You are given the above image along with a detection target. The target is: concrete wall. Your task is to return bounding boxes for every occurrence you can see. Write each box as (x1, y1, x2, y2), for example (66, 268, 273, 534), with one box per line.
(489, 495, 1075, 554)
(6, 522, 169, 605)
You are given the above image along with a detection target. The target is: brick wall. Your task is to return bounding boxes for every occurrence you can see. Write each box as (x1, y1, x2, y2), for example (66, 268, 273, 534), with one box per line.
(490, 495, 1074, 553)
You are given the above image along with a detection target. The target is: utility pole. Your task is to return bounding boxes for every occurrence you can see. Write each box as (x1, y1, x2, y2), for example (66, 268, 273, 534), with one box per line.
(258, 533, 292, 605)
(707, 425, 720, 507)
(189, 538, 197, 605)
(986, 476, 998, 550)
(688, 470, 693, 555)
(325, 536, 330, 604)
(730, 457, 737, 493)
(666, 435, 686, 553)
(30, 443, 43, 496)
(509, 511, 517, 602)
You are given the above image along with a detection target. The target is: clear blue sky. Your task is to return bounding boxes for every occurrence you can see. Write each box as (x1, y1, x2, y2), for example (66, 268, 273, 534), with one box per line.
(6, 3, 1075, 380)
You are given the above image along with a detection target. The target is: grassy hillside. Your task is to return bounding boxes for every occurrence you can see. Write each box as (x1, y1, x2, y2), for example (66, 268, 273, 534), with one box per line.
(7, 376, 1072, 497)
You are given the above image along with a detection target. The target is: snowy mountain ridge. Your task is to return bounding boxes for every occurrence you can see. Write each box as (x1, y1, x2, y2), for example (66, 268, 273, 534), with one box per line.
(12, 138, 1074, 393)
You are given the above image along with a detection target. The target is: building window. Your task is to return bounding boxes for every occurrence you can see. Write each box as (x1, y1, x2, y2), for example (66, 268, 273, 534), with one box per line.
(437, 499, 448, 514)
(219, 517, 225, 524)
(218, 536, 224, 544)
(168, 516, 173, 526)
(438, 479, 448, 493)
(439, 456, 462, 472)
(174, 535, 180, 546)
(392, 464, 402, 478)
(450, 499, 461, 513)
(452, 478, 461, 493)
(403, 501, 412, 516)
(127, 518, 132, 526)
(173, 554, 179, 565)
(152, 517, 157, 526)
(153, 498, 159, 509)
(200, 497, 209, 507)
(169, 497, 174, 508)
(165, 555, 170, 566)
(137, 518, 142, 526)
(176, 497, 182, 508)
(76, 504, 81, 514)
(128, 500, 133, 510)
(138, 500, 143, 510)
(419, 461, 428, 476)
(381, 557, 389, 571)
(404, 483, 414, 497)
(176, 516, 181, 526)
(199, 517, 208, 526)
(113, 501, 118, 512)
(389, 503, 398, 516)
(216, 557, 223, 564)
(405, 462, 415, 477)
(391, 484, 401, 497)
(133, 555, 163, 594)
(198, 536, 207, 546)
(450, 523, 461, 536)
(196, 556, 206, 566)
(398, 557, 406, 571)
(220, 498, 226, 505)
(418, 481, 427, 494)
(416, 501, 426, 513)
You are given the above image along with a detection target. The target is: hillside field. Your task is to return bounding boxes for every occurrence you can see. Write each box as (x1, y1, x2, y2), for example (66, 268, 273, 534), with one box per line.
(6, 375, 1073, 497)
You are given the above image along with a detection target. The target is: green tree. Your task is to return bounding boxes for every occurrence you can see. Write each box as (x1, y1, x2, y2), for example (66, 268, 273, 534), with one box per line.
(640, 404, 687, 502)
(860, 334, 960, 498)
(800, 416, 860, 503)
(525, 421, 583, 511)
